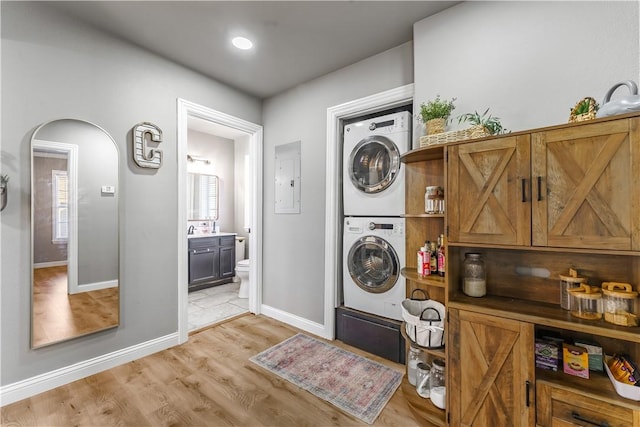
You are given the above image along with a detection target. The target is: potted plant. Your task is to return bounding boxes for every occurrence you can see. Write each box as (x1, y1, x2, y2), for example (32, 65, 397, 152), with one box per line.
(419, 95, 456, 135)
(458, 108, 508, 136)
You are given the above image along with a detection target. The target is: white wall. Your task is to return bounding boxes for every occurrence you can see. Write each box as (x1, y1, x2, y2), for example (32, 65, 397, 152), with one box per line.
(413, 1, 639, 147)
(234, 135, 250, 257)
(0, 2, 261, 388)
(261, 42, 414, 324)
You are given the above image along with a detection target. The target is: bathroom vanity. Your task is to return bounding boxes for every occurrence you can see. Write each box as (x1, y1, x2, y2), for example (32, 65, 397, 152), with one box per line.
(188, 234, 236, 292)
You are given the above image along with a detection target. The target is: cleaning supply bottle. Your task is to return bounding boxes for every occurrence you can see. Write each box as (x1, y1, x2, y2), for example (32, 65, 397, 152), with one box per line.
(422, 242, 431, 276)
(417, 247, 425, 276)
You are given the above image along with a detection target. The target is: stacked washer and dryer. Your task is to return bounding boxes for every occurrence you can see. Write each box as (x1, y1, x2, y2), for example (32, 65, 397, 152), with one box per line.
(342, 111, 411, 322)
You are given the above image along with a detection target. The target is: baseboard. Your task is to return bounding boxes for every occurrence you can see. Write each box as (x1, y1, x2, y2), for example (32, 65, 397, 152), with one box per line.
(70, 279, 118, 294)
(33, 261, 67, 269)
(261, 304, 330, 340)
(0, 332, 180, 406)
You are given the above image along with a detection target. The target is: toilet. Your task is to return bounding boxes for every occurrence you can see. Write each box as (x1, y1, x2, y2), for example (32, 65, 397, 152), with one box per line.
(235, 237, 249, 298)
(236, 259, 250, 299)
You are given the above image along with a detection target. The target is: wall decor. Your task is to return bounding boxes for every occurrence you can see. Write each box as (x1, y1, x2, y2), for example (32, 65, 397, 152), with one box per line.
(0, 174, 8, 212)
(132, 122, 163, 168)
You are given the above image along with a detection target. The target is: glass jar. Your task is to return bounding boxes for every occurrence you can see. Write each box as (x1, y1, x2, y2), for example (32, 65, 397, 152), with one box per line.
(559, 268, 587, 310)
(568, 284, 603, 320)
(407, 345, 426, 386)
(463, 253, 486, 297)
(425, 186, 444, 214)
(429, 358, 446, 409)
(602, 282, 638, 326)
(415, 362, 431, 398)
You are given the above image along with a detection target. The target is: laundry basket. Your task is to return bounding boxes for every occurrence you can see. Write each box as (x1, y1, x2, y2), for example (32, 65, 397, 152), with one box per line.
(402, 289, 445, 349)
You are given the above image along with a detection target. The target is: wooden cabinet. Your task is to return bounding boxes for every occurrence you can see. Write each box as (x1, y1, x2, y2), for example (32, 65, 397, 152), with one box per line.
(188, 235, 236, 292)
(448, 117, 640, 251)
(402, 114, 640, 427)
(400, 145, 447, 426)
(537, 381, 640, 427)
(448, 308, 535, 427)
(445, 113, 640, 427)
(448, 135, 531, 246)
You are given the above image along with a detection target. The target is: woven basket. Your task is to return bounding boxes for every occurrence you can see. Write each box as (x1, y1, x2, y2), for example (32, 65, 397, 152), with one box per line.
(425, 118, 446, 135)
(569, 97, 598, 123)
(420, 125, 490, 148)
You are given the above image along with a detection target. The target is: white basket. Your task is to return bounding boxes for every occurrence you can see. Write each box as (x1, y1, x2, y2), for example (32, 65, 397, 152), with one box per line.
(604, 356, 640, 401)
(402, 293, 445, 349)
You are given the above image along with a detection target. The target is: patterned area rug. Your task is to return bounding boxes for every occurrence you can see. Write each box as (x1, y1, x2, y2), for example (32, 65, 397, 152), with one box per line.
(250, 333, 403, 424)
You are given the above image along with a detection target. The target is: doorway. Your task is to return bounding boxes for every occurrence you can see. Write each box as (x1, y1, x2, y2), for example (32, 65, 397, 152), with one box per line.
(177, 99, 263, 343)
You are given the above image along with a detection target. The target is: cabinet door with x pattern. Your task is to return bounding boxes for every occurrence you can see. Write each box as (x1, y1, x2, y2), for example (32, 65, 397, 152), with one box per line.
(448, 308, 535, 427)
(448, 135, 532, 246)
(532, 118, 640, 251)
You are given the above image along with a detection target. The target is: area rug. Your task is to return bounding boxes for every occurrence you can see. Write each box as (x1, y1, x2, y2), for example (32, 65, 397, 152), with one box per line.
(249, 333, 403, 424)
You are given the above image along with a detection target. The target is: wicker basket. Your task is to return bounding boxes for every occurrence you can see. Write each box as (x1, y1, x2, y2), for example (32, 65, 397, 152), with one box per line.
(569, 97, 598, 123)
(420, 125, 490, 148)
(425, 118, 446, 135)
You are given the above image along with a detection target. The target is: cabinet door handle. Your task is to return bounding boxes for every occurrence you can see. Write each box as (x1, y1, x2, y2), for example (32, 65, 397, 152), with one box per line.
(521, 178, 527, 203)
(537, 176, 542, 201)
(525, 380, 530, 407)
(571, 411, 609, 427)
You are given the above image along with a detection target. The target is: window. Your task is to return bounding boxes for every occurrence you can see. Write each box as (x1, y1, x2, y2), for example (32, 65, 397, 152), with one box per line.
(52, 169, 68, 242)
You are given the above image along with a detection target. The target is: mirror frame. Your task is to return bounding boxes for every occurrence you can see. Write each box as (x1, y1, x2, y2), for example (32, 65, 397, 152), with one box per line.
(30, 118, 120, 348)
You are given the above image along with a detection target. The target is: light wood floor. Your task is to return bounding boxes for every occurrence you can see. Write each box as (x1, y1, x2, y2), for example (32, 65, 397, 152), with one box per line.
(1, 314, 419, 427)
(31, 266, 119, 348)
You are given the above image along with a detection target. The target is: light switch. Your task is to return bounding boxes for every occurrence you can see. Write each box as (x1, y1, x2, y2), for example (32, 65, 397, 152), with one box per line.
(101, 185, 116, 194)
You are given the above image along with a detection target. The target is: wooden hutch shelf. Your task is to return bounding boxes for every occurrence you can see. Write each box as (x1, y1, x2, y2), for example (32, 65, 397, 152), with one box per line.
(401, 268, 446, 288)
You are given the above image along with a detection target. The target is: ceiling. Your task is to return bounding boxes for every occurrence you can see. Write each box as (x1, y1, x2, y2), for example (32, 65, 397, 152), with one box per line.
(48, 1, 458, 99)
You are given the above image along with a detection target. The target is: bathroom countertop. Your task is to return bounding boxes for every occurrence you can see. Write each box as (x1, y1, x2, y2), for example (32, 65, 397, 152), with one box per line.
(187, 232, 237, 239)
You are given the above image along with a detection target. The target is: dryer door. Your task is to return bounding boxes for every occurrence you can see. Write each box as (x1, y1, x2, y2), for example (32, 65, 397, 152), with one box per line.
(347, 235, 399, 293)
(348, 136, 400, 194)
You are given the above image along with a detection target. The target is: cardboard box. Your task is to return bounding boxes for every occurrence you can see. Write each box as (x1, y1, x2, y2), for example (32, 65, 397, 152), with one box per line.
(563, 343, 589, 379)
(574, 340, 603, 372)
(535, 339, 561, 371)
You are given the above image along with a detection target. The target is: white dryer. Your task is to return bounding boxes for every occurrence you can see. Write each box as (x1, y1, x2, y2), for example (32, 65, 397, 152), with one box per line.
(343, 217, 405, 321)
(343, 111, 411, 216)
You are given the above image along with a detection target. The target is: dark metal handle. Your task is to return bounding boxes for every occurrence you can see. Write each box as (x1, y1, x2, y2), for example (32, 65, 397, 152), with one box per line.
(521, 178, 527, 202)
(571, 411, 609, 427)
(537, 176, 542, 201)
(525, 380, 530, 407)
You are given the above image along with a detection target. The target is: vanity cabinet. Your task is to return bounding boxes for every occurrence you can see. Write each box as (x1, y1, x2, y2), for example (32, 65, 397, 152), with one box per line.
(188, 235, 235, 292)
(447, 117, 640, 251)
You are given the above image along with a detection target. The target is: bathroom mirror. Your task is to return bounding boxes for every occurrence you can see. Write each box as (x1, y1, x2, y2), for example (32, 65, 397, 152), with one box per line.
(31, 119, 119, 348)
(187, 173, 219, 220)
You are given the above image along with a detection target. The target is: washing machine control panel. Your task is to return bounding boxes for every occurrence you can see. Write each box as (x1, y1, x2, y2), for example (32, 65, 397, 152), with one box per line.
(366, 221, 404, 236)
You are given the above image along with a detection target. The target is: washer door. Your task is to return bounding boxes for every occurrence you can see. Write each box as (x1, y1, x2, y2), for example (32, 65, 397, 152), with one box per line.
(348, 136, 400, 194)
(347, 235, 399, 293)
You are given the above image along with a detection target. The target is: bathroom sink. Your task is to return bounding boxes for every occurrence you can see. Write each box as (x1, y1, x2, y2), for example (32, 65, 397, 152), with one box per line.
(188, 232, 237, 238)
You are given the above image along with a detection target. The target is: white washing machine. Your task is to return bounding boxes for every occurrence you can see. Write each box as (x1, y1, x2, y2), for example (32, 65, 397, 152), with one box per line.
(343, 217, 405, 321)
(343, 111, 411, 216)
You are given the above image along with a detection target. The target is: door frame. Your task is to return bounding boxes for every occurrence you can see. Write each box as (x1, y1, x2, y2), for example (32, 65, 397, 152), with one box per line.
(177, 98, 263, 343)
(323, 83, 413, 339)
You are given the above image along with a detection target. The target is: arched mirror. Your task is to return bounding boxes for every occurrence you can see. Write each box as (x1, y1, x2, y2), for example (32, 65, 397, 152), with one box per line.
(31, 119, 119, 348)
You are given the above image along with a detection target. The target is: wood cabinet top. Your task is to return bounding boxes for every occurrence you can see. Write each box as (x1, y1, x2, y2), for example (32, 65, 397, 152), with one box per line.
(402, 111, 640, 164)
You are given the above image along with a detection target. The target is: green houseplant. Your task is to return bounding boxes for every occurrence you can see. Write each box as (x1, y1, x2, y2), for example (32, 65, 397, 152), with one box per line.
(419, 95, 456, 134)
(458, 108, 508, 136)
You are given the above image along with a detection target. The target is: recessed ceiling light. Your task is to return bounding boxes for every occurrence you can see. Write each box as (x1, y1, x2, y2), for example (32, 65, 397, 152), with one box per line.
(232, 36, 253, 50)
